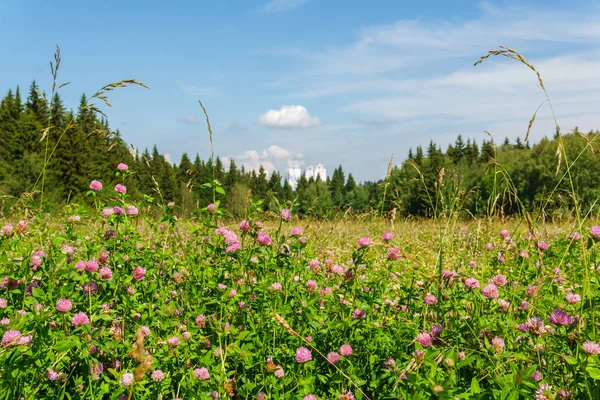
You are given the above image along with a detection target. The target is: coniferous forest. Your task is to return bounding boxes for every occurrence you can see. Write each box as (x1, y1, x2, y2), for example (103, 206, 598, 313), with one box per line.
(2, 81, 600, 219)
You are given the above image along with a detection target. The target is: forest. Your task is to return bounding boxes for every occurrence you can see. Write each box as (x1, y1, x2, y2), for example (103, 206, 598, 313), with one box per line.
(1, 81, 599, 219)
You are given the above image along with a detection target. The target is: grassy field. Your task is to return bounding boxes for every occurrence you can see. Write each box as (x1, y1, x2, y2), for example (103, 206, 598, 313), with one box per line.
(1, 185, 599, 399)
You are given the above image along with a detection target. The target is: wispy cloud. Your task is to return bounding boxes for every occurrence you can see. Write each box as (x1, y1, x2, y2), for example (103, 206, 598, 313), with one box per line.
(259, 0, 308, 13)
(266, 2, 600, 151)
(176, 80, 220, 97)
(178, 114, 201, 125)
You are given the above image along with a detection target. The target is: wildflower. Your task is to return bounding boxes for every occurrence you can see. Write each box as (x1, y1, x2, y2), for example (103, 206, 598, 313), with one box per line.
(271, 282, 283, 291)
(82, 282, 98, 295)
(13, 220, 28, 236)
(114, 184, 127, 194)
(306, 280, 317, 290)
(290, 227, 303, 236)
(30, 255, 42, 270)
(338, 391, 355, 400)
(47, 368, 59, 381)
(491, 337, 505, 353)
(557, 389, 572, 399)
(85, 260, 99, 273)
(482, 284, 499, 299)
(535, 384, 553, 400)
(382, 232, 393, 241)
(113, 206, 125, 215)
(304, 395, 317, 400)
(465, 278, 480, 289)
(565, 293, 581, 304)
(99, 267, 113, 280)
(228, 289, 237, 298)
(56, 299, 72, 312)
(331, 264, 346, 275)
(257, 393, 267, 400)
(520, 249, 529, 258)
(101, 208, 114, 218)
(469, 260, 477, 268)
(387, 247, 401, 260)
(498, 299, 510, 312)
(340, 344, 353, 356)
(239, 220, 250, 231)
(280, 208, 292, 221)
(226, 243, 242, 253)
(257, 232, 271, 246)
(117, 163, 128, 171)
(357, 237, 373, 248)
(72, 312, 90, 326)
(416, 332, 433, 347)
(570, 232, 581, 240)
(429, 325, 443, 337)
(526, 285, 538, 296)
(538, 241, 549, 250)
(500, 229, 509, 237)
(2, 330, 32, 347)
(519, 300, 529, 311)
(526, 317, 549, 336)
(224, 231, 239, 245)
(550, 310, 575, 326)
(132, 266, 146, 281)
(195, 314, 207, 328)
(121, 373, 134, 386)
(0, 298, 6, 309)
(126, 205, 139, 215)
(591, 226, 600, 239)
(167, 201, 175, 207)
(582, 341, 600, 355)
(151, 370, 165, 382)
(491, 274, 508, 286)
(90, 180, 103, 191)
(295, 347, 312, 363)
(167, 336, 180, 347)
(327, 351, 341, 364)
(352, 308, 366, 319)
(486, 242, 493, 251)
(529, 370, 542, 382)
(424, 294, 438, 305)
(274, 367, 284, 378)
(0, 224, 13, 236)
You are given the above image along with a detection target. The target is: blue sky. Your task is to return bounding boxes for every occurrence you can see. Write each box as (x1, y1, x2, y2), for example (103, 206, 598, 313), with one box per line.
(1, 0, 599, 181)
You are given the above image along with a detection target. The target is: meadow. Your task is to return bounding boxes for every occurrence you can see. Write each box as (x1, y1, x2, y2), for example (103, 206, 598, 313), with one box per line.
(1, 182, 600, 399)
(1, 47, 600, 399)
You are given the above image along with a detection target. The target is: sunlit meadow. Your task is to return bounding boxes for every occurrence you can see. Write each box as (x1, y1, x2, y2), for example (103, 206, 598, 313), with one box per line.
(1, 47, 600, 400)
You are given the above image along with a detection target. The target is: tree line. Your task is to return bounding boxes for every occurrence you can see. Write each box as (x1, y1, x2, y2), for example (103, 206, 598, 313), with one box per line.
(1, 82, 600, 219)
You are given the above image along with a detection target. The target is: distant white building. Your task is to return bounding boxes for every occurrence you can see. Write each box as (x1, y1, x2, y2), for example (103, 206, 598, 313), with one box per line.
(305, 164, 327, 182)
(287, 163, 326, 190)
(287, 165, 302, 189)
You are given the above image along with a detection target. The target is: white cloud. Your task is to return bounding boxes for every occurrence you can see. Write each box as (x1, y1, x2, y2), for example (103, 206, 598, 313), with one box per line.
(266, 145, 291, 158)
(259, 105, 321, 128)
(259, 0, 308, 13)
(227, 145, 298, 176)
